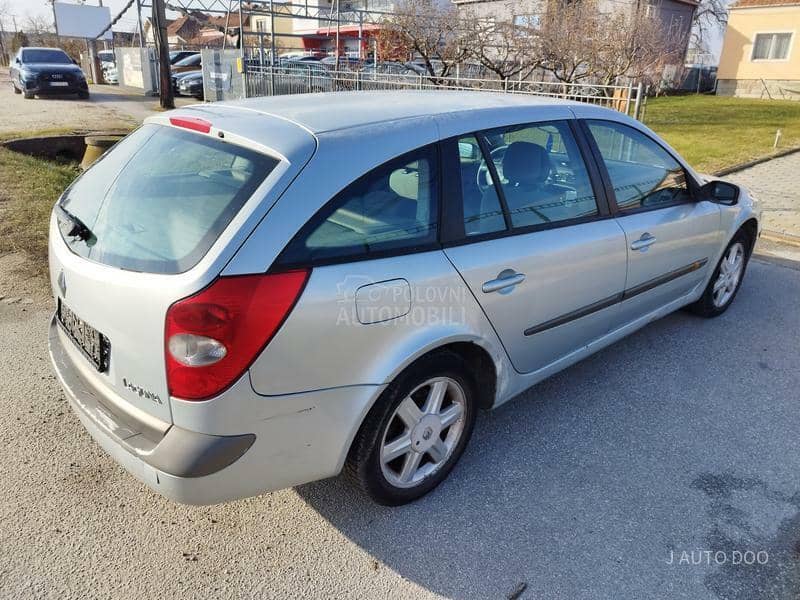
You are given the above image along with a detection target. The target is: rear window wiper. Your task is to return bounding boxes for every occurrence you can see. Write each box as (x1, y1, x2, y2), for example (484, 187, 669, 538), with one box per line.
(56, 204, 97, 247)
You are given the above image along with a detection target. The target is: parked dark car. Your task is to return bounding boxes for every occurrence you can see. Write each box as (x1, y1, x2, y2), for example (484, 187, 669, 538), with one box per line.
(9, 47, 89, 100)
(320, 56, 362, 70)
(172, 53, 202, 75)
(169, 50, 199, 65)
(176, 70, 204, 99)
(275, 60, 332, 94)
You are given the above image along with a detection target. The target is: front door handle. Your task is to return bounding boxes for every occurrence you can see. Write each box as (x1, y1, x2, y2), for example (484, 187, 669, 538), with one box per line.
(630, 233, 656, 251)
(482, 270, 526, 294)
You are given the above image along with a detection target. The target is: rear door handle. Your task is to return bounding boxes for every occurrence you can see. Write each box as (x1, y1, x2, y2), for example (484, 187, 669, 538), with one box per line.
(630, 233, 656, 251)
(482, 270, 526, 294)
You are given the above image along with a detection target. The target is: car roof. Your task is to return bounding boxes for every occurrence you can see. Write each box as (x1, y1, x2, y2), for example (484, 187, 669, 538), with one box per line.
(201, 90, 592, 135)
(21, 46, 67, 51)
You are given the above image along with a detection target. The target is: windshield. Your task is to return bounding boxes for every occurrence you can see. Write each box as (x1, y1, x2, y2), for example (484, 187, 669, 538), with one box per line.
(174, 54, 200, 67)
(22, 49, 72, 64)
(57, 124, 279, 274)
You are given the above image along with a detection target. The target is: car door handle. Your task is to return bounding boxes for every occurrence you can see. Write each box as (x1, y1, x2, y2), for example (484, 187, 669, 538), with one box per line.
(482, 271, 526, 294)
(630, 233, 656, 251)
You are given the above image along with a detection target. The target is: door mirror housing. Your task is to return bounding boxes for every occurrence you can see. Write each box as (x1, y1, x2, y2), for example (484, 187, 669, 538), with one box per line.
(700, 180, 739, 205)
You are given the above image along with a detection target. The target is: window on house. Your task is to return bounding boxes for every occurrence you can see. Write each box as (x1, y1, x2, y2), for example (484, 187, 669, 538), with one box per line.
(513, 15, 540, 28)
(752, 33, 793, 60)
(644, 0, 659, 18)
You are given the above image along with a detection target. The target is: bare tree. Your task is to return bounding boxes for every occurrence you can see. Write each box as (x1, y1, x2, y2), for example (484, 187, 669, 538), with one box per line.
(461, 11, 543, 85)
(590, 10, 686, 90)
(538, 1, 599, 84)
(380, 0, 469, 83)
(0, 0, 10, 63)
(691, 0, 728, 60)
(24, 13, 54, 35)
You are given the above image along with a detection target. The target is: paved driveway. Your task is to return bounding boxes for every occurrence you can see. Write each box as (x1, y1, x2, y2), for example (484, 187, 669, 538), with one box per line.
(726, 152, 800, 239)
(0, 253, 799, 599)
(0, 71, 194, 138)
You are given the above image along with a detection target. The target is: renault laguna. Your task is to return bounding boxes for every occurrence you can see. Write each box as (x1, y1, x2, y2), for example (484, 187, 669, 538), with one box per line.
(48, 92, 760, 505)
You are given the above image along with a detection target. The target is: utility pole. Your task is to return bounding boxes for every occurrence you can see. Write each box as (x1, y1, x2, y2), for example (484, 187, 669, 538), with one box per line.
(152, 0, 174, 109)
(86, 0, 104, 85)
(98, 0, 108, 50)
(134, 0, 145, 49)
(0, 16, 6, 65)
(49, 0, 59, 38)
(334, 0, 340, 66)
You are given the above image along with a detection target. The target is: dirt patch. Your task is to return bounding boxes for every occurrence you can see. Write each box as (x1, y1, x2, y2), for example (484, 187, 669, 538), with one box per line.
(0, 253, 51, 305)
(0, 72, 134, 140)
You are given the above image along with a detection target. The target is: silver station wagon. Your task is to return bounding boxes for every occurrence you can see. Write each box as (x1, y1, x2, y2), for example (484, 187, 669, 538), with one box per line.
(48, 91, 760, 505)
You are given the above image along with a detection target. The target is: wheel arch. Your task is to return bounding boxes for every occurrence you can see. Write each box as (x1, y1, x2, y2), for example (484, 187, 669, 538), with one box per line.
(381, 340, 499, 411)
(738, 218, 759, 256)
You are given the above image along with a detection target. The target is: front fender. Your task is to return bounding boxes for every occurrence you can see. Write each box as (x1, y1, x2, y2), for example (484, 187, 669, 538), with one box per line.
(700, 183, 761, 291)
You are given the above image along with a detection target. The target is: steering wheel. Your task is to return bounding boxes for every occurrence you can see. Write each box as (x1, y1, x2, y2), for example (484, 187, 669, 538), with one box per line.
(476, 145, 508, 195)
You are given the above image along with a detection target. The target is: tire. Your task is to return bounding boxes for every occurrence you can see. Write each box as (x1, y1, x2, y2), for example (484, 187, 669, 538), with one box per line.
(12, 83, 20, 94)
(78, 91, 90, 100)
(23, 91, 34, 99)
(345, 351, 478, 505)
(688, 231, 751, 318)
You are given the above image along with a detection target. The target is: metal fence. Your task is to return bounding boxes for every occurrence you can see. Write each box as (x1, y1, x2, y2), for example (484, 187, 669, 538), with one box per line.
(243, 65, 646, 119)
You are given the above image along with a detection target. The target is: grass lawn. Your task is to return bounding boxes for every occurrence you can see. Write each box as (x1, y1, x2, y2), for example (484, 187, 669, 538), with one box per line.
(0, 148, 79, 273)
(643, 94, 800, 174)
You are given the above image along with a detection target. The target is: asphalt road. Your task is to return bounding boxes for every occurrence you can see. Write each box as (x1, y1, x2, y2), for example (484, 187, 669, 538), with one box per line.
(0, 251, 799, 600)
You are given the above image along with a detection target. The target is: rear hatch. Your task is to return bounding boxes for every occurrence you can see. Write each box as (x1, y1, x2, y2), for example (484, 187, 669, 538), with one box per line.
(49, 110, 316, 427)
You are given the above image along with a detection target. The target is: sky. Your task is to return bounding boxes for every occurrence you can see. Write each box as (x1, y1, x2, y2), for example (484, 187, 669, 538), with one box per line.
(2, 0, 158, 35)
(2, 0, 728, 62)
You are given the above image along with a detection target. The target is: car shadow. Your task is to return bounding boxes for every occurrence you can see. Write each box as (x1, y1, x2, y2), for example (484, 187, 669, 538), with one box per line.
(294, 258, 800, 599)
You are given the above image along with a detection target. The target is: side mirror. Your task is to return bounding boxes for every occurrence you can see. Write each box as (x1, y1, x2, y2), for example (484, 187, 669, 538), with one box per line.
(14, 57, 21, 64)
(700, 180, 739, 205)
(458, 141, 479, 161)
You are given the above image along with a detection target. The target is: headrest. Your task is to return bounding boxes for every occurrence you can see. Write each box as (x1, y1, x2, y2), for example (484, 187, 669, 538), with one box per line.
(502, 142, 551, 186)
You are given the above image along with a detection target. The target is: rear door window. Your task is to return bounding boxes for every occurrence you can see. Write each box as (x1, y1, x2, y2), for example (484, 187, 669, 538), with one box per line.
(57, 124, 278, 274)
(276, 145, 439, 266)
(456, 135, 507, 236)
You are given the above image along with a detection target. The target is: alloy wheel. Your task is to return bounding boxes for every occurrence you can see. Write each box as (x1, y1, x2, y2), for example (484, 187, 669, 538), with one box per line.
(713, 242, 745, 308)
(379, 377, 467, 489)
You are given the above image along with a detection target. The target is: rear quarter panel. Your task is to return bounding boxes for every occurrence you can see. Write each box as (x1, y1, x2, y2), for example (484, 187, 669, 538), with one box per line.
(247, 250, 512, 399)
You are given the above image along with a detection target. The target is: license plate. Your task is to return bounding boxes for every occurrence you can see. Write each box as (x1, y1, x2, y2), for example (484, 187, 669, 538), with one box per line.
(57, 299, 110, 372)
(50, 81, 69, 87)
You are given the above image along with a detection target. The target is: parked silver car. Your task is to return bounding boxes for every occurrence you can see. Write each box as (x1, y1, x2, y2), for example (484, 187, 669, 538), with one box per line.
(48, 92, 760, 506)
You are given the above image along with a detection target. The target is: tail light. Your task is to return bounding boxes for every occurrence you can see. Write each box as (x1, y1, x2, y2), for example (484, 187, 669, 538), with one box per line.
(165, 270, 309, 400)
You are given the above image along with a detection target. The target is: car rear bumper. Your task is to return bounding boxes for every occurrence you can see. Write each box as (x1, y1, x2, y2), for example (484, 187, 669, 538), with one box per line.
(49, 315, 381, 504)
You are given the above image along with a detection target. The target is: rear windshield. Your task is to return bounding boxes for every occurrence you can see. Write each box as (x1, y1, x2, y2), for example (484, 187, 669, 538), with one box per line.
(175, 54, 201, 67)
(57, 124, 278, 274)
(22, 49, 72, 64)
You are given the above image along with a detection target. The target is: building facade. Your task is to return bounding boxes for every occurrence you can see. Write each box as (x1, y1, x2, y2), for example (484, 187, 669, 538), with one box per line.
(451, 0, 697, 61)
(717, 0, 799, 99)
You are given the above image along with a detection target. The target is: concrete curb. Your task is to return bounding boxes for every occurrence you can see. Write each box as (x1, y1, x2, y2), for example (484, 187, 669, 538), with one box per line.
(761, 229, 800, 248)
(713, 145, 800, 177)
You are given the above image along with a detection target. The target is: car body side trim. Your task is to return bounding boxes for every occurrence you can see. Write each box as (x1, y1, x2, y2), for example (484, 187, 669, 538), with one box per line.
(621, 258, 709, 301)
(523, 293, 623, 337)
(523, 258, 709, 336)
